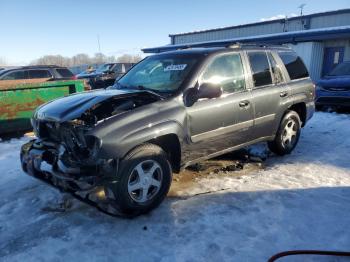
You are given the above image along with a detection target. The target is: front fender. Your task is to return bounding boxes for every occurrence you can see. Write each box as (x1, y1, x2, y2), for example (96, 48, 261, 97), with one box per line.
(98, 120, 185, 159)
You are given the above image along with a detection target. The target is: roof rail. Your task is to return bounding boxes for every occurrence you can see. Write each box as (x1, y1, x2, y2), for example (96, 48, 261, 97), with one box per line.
(226, 42, 289, 49)
(142, 40, 289, 53)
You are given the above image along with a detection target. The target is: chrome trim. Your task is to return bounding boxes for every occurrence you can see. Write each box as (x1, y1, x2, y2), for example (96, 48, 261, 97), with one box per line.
(191, 119, 253, 143)
(254, 114, 275, 126)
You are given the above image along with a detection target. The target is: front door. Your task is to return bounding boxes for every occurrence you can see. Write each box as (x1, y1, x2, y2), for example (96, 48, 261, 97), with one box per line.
(322, 47, 345, 76)
(184, 52, 254, 161)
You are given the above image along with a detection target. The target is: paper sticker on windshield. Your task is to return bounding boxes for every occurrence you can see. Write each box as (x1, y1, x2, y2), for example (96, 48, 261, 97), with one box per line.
(164, 64, 187, 71)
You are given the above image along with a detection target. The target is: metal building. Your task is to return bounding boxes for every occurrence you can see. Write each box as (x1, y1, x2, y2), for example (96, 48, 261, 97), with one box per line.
(144, 9, 350, 81)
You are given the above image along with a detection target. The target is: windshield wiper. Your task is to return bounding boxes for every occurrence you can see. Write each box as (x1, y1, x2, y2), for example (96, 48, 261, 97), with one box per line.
(113, 83, 166, 98)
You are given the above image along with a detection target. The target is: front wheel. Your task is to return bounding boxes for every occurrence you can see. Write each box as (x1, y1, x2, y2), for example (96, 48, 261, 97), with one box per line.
(109, 144, 172, 217)
(268, 110, 301, 156)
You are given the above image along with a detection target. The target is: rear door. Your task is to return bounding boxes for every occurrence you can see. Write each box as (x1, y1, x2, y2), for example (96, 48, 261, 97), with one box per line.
(246, 50, 290, 139)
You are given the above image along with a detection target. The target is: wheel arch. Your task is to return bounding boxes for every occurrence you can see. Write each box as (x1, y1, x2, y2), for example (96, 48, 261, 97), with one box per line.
(118, 121, 184, 173)
(288, 102, 306, 127)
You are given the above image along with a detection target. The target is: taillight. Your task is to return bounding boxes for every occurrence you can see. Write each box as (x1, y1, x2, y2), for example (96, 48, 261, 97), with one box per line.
(71, 75, 77, 80)
(311, 82, 316, 99)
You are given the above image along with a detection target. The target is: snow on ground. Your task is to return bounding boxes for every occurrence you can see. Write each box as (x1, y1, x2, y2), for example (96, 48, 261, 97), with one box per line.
(0, 112, 350, 262)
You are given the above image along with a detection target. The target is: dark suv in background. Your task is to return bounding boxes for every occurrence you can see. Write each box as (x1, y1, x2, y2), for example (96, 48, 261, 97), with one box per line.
(316, 61, 350, 109)
(77, 62, 135, 89)
(0, 65, 75, 81)
(21, 44, 315, 217)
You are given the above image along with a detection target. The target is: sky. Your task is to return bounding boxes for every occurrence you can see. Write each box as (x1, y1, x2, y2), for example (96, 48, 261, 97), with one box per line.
(0, 0, 349, 65)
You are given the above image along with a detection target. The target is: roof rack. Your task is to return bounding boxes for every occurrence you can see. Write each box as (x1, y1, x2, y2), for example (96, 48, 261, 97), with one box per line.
(142, 40, 289, 53)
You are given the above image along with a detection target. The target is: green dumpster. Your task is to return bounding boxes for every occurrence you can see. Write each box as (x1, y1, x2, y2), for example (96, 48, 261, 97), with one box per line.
(0, 80, 86, 134)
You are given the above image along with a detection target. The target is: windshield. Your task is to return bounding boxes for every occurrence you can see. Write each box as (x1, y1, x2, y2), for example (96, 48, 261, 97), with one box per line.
(328, 62, 350, 76)
(115, 55, 198, 93)
(96, 64, 114, 73)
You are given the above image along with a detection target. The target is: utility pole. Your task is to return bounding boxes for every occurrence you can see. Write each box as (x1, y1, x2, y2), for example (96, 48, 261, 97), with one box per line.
(298, 4, 306, 16)
(97, 34, 101, 53)
(298, 4, 306, 30)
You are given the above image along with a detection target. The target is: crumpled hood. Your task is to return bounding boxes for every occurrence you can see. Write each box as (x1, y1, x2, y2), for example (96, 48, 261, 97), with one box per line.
(34, 89, 160, 122)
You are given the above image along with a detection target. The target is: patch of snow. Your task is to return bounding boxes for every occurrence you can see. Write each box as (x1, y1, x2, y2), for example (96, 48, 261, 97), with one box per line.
(0, 112, 350, 261)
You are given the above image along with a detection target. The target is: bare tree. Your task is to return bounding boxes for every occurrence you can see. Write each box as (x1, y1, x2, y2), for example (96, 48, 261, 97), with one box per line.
(30, 53, 141, 67)
(116, 54, 143, 63)
(31, 55, 71, 67)
(0, 57, 7, 66)
(71, 53, 90, 65)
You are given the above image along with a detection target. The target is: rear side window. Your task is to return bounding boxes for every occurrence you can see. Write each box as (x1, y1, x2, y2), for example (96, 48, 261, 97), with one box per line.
(1, 70, 27, 80)
(200, 53, 246, 93)
(55, 68, 74, 78)
(28, 70, 52, 79)
(248, 52, 272, 87)
(267, 52, 284, 84)
(278, 51, 309, 80)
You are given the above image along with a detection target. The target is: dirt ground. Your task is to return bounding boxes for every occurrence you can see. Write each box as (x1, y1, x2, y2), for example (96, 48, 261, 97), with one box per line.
(168, 149, 266, 197)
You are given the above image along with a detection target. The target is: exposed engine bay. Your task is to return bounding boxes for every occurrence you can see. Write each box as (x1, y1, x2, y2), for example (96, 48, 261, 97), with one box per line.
(32, 91, 160, 163)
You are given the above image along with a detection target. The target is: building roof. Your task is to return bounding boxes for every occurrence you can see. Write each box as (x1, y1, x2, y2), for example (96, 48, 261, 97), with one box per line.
(169, 8, 350, 37)
(143, 26, 350, 53)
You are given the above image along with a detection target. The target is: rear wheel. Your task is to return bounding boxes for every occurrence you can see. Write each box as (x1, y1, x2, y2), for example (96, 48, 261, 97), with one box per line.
(108, 144, 172, 217)
(268, 111, 301, 156)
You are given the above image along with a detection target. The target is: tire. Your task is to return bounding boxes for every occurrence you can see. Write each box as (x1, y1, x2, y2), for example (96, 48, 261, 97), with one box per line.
(108, 143, 172, 217)
(268, 110, 301, 156)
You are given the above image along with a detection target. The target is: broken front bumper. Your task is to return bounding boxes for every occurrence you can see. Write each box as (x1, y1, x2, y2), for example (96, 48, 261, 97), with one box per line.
(20, 139, 123, 216)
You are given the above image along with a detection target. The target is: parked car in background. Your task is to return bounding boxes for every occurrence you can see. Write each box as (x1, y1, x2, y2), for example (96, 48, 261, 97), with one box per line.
(316, 61, 350, 110)
(21, 44, 314, 217)
(0, 65, 76, 82)
(77, 62, 134, 89)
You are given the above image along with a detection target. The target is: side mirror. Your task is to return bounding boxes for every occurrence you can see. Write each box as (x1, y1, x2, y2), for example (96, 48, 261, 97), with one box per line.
(198, 83, 223, 99)
(183, 83, 222, 107)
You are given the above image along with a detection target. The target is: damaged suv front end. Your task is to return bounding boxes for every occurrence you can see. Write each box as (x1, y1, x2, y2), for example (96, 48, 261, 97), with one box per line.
(20, 89, 163, 215)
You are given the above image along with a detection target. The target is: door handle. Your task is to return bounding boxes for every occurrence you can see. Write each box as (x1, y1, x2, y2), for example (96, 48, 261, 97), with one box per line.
(280, 91, 288, 97)
(239, 100, 250, 107)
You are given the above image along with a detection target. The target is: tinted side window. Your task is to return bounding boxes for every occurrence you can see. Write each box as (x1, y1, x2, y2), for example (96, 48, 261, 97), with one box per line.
(1, 70, 26, 80)
(55, 68, 73, 77)
(278, 51, 309, 80)
(201, 53, 246, 93)
(248, 52, 272, 87)
(267, 52, 284, 84)
(28, 70, 52, 79)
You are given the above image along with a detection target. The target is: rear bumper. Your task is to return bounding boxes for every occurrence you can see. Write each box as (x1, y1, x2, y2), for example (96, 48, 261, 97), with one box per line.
(20, 139, 122, 216)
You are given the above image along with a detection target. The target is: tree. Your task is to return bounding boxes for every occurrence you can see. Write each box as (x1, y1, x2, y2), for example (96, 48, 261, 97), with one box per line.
(71, 53, 90, 65)
(116, 54, 143, 63)
(31, 55, 71, 67)
(30, 52, 142, 67)
(0, 57, 7, 66)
